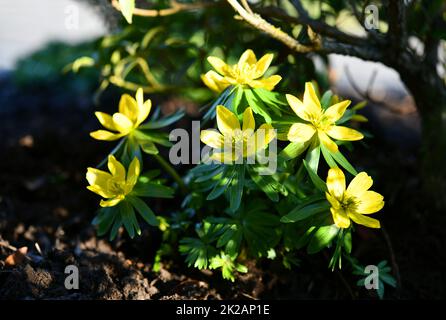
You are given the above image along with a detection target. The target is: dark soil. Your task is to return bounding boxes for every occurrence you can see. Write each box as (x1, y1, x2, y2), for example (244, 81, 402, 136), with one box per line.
(0, 74, 445, 300)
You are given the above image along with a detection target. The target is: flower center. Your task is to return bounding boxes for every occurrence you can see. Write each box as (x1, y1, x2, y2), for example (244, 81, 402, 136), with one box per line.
(108, 179, 130, 197)
(311, 114, 332, 132)
(233, 64, 256, 84)
(339, 196, 358, 212)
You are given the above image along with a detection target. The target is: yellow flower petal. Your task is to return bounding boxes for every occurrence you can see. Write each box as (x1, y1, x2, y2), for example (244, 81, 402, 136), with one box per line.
(95, 112, 116, 131)
(87, 185, 113, 199)
(249, 75, 282, 91)
(318, 131, 339, 152)
(286, 94, 317, 122)
(346, 172, 373, 197)
(327, 167, 346, 199)
(86, 167, 112, 185)
(135, 88, 151, 126)
(324, 100, 351, 122)
(119, 94, 138, 123)
(90, 130, 124, 141)
(112, 113, 134, 133)
(210, 150, 236, 163)
(135, 88, 144, 107)
(356, 191, 384, 214)
(330, 207, 351, 228)
(108, 155, 126, 181)
(201, 71, 230, 92)
(207, 56, 231, 76)
(237, 49, 257, 68)
(216, 105, 240, 135)
(86, 168, 113, 198)
(303, 82, 323, 118)
(242, 107, 255, 132)
(253, 53, 273, 78)
(100, 197, 124, 208)
(326, 125, 364, 141)
(127, 157, 141, 186)
(349, 212, 381, 228)
(136, 99, 151, 126)
(287, 123, 316, 143)
(200, 130, 225, 149)
(246, 123, 276, 157)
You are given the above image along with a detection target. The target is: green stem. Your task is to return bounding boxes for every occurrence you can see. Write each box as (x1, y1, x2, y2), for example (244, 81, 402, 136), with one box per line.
(153, 154, 187, 194)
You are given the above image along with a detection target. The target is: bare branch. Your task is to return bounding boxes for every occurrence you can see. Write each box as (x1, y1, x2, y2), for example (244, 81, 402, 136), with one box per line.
(387, 0, 407, 49)
(240, 0, 253, 14)
(225, 0, 320, 53)
(289, 0, 365, 45)
(111, 0, 212, 17)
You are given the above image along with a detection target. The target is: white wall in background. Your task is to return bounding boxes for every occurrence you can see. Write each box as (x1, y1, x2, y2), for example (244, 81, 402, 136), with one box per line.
(0, 0, 106, 70)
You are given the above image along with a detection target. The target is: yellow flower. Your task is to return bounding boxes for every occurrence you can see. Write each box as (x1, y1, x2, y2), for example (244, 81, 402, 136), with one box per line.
(90, 88, 151, 141)
(325, 167, 384, 229)
(200, 105, 276, 162)
(201, 49, 282, 92)
(286, 82, 363, 152)
(86, 155, 140, 207)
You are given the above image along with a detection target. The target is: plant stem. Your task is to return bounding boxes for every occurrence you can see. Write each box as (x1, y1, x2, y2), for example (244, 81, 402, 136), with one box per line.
(153, 154, 187, 194)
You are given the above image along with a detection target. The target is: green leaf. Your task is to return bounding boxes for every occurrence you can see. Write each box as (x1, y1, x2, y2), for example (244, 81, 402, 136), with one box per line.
(280, 142, 307, 160)
(281, 201, 331, 223)
(120, 201, 136, 238)
(320, 90, 333, 109)
(139, 109, 185, 129)
(127, 196, 159, 227)
(380, 274, 397, 288)
(195, 165, 225, 182)
(253, 88, 287, 107)
(331, 151, 358, 175)
(320, 144, 337, 168)
(202, 86, 234, 122)
(305, 140, 321, 173)
(244, 89, 272, 123)
(248, 168, 279, 201)
(207, 167, 235, 201)
(307, 224, 340, 254)
(179, 237, 217, 269)
(119, 0, 135, 24)
(134, 130, 172, 147)
(94, 207, 117, 236)
(231, 86, 244, 115)
(122, 138, 142, 167)
(303, 159, 327, 192)
(215, 225, 242, 259)
(110, 214, 122, 241)
(295, 226, 317, 250)
(206, 181, 227, 200)
(133, 182, 174, 198)
(343, 230, 352, 254)
(140, 141, 159, 155)
(377, 280, 385, 299)
(229, 165, 245, 212)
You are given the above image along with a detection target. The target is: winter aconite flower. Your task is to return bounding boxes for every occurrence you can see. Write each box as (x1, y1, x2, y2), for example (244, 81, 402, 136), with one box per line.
(201, 49, 282, 92)
(325, 167, 384, 229)
(90, 88, 151, 141)
(200, 105, 276, 162)
(286, 82, 363, 152)
(86, 155, 140, 207)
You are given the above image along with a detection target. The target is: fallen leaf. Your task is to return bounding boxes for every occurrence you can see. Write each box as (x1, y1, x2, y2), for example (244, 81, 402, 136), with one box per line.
(5, 247, 28, 266)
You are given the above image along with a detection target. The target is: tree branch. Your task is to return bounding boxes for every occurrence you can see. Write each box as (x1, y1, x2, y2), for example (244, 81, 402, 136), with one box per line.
(387, 0, 406, 49)
(225, 0, 320, 53)
(111, 0, 211, 17)
(289, 0, 365, 45)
